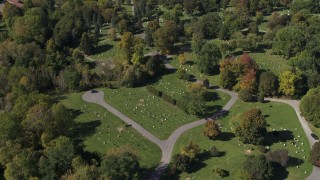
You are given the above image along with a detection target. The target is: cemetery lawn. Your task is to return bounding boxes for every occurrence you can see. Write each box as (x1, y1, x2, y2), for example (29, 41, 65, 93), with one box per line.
(173, 100, 312, 180)
(62, 92, 161, 168)
(100, 86, 230, 140)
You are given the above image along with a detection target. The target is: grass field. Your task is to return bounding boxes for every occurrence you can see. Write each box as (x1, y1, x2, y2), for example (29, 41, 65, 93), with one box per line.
(62, 93, 161, 168)
(250, 51, 290, 75)
(172, 100, 312, 180)
(100, 84, 230, 140)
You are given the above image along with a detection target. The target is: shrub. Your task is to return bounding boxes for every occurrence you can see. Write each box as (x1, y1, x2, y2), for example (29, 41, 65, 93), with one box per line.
(239, 89, 254, 102)
(213, 168, 228, 178)
(208, 146, 220, 157)
(162, 93, 176, 105)
(177, 68, 191, 81)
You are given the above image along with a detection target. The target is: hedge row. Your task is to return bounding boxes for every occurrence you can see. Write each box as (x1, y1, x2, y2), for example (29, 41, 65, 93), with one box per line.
(162, 93, 176, 105)
(146, 85, 176, 105)
(146, 85, 162, 97)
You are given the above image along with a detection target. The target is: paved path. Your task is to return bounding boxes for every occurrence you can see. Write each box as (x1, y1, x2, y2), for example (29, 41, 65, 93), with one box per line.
(82, 88, 238, 179)
(82, 51, 319, 179)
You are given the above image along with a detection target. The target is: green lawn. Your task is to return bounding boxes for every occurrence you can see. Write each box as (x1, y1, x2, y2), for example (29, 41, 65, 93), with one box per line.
(250, 51, 290, 75)
(172, 100, 312, 180)
(100, 85, 230, 140)
(62, 93, 161, 168)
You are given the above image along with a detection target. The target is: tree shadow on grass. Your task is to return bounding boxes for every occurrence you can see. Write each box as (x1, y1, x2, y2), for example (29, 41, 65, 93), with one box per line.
(94, 44, 113, 54)
(202, 105, 223, 118)
(264, 130, 294, 146)
(205, 91, 219, 101)
(71, 120, 101, 141)
(271, 163, 289, 180)
(217, 132, 235, 141)
(287, 156, 304, 167)
(188, 160, 207, 173)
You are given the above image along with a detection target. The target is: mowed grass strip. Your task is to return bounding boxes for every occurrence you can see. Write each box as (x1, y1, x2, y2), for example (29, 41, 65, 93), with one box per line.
(173, 100, 312, 180)
(62, 93, 161, 167)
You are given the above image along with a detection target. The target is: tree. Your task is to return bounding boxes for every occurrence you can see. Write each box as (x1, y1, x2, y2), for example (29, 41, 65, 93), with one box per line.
(235, 108, 267, 144)
(180, 141, 201, 162)
(259, 71, 278, 96)
(119, 32, 135, 63)
(265, 149, 289, 167)
(242, 155, 273, 180)
(172, 153, 190, 172)
(100, 148, 140, 179)
(239, 69, 257, 93)
(197, 42, 222, 75)
(79, 32, 94, 55)
(309, 142, 320, 167)
(204, 121, 221, 140)
(278, 70, 301, 97)
(153, 21, 177, 53)
(300, 86, 320, 127)
(188, 83, 207, 99)
(178, 53, 187, 65)
(22, 103, 51, 146)
(192, 31, 205, 54)
(61, 157, 100, 180)
(239, 88, 254, 102)
(12, 7, 49, 44)
(272, 26, 306, 57)
(4, 149, 38, 180)
(39, 136, 75, 179)
(178, 93, 207, 116)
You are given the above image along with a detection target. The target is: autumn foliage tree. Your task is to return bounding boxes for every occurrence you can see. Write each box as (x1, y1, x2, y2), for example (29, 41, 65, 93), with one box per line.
(220, 53, 258, 92)
(204, 120, 221, 140)
(235, 108, 267, 145)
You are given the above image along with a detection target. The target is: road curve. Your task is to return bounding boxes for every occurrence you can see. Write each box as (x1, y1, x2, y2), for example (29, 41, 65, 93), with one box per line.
(82, 91, 165, 148)
(82, 87, 238, 180)
(264, 98, 320, 180)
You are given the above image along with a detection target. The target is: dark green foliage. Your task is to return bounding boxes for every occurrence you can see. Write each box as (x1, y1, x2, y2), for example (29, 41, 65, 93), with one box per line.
(197, 42, 222, 75)
(300, 86, 320, 127)
(100, 151, 140, 179)
(39, 136, 75, 179)
(242, 155, 273, 180)
(309, 142, 320, 167)
(273, 26, 306, 57)
(239, 89, 254, 102)
(173, 153, 191, 172)
(178, 93, 207, 116)
(79, 32, 94, 55)
(259, 71, 278, 96)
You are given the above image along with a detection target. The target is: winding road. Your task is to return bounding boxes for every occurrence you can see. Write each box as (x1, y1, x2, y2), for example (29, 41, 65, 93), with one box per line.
(82, 54, 319, 179)
(82, 87, 238, 179)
